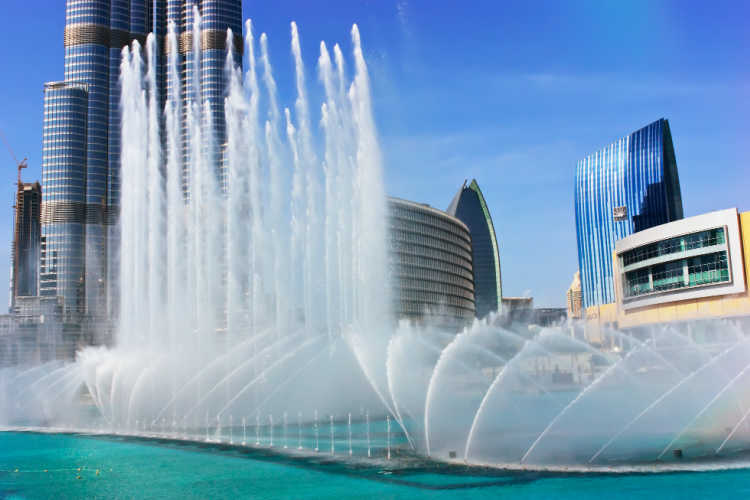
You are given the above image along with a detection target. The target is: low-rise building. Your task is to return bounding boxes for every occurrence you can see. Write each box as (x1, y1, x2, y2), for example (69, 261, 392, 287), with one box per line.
(585, 208, 750, 331)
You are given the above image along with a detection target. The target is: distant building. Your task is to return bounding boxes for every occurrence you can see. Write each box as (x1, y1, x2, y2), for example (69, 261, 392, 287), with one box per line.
(447, 179, 502, 318)
(533, 308, 567, 327)
(501, 296, 533, 322)
(12, 296, 66, 363)
(566, 271, 582, 319)
(388, 197, 476, 325)
(10, 181, 41, 310)
(0, 315, 16, 366)
(575, 118, 683, 309)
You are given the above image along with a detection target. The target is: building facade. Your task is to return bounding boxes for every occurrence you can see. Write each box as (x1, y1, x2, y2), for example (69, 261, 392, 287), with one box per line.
(582, 209, 750, 334)
(575, 118, 683, 309)
(388, 198, 476, 324)
(566, 270, 582, 319)
(612, 208, 750, 327)
(41, 82, 88, 322)
(447, 179, 502, 318)
(45, 0, 242, 327)
(10, 182, 42, 309)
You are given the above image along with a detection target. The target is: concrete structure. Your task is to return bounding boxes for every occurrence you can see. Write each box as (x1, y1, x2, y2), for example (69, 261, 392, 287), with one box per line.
(584, 209, 750, 331)
(10, 181, 41, 310)
(388, 197, 476, 324)
(447, 179, 502, 318)
(575, 118, 683, 309)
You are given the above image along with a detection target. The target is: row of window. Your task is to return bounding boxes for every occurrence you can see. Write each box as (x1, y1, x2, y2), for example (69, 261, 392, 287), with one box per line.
(621, 227, 726, 267)
(395, 301, 475, 319)
(390, 217, 471, 254)
(623, 251, 730, 298)
(391, 265, 474, 292)
(389, 205, 471, 245)
(396, 278, 475, 301)
(394, 289, 475, 310)
(392, 252, 474, 281)
(390, 240, 472, 275)
(390, 230, 472, 264)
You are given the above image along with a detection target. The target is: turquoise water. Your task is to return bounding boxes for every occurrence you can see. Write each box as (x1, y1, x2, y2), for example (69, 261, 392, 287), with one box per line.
(2, 432, 750, 499)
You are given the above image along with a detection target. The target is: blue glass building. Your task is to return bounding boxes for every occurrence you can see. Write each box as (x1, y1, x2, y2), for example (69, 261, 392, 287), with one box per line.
(447, 179, 502, 318)
(44, 0, 242, 325)
(574, 118, 683, 309)
(40, 82, 88, 320)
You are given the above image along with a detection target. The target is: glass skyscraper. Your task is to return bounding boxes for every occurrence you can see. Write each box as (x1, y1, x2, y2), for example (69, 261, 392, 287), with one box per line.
(44, 0, 242, 325)
(574, 118, 683, 309)
(447, 179, 502, 318)
(41, 82, 88, 320)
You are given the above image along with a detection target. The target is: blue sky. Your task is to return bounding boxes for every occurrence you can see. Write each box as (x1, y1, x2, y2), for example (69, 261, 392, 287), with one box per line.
(0, 0, 748, 309)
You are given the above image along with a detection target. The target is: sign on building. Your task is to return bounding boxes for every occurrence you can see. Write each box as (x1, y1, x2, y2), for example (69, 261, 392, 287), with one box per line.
(613, 205, 628, 222)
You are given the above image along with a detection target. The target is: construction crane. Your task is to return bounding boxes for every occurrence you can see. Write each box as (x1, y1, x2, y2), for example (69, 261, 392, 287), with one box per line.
(0, 129, 28, 186)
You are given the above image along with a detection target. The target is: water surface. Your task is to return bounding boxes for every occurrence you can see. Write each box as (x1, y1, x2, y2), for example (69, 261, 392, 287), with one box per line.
(1, 432, 749, 499)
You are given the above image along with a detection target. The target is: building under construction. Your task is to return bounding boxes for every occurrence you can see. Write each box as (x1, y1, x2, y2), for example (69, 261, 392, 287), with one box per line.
(10, 181, 41, 310)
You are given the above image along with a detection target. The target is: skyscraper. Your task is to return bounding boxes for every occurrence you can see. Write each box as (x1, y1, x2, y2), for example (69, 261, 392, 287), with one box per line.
(41, 82, 88, 321)
(44, 0, 242, 326)
(574, 118, 683, 309)
(10, 181, 42, 309)
(447, 179, 502, 318)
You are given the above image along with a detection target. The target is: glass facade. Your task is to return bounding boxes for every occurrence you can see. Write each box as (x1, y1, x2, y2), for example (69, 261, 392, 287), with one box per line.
(388, 198, 476, 323)
(179, 0, 242, 189)
(621, 227, 730, 299)
(45, 0, 242, 323)
(575, 118, 684, 309)
(446, 179, 502, 318)
(41, 82, 88, 321)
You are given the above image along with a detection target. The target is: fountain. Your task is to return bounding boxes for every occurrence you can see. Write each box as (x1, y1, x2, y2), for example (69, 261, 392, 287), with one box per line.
(2, 9, 750, 474)
(330, 415, 335, 455)
(348, 413, 352, 456)
(283, 411, 288, 449)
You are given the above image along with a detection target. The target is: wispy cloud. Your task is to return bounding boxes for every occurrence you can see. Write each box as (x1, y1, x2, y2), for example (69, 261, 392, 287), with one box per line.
(396, 0, 411, 38)
(521, 72, 748, 98)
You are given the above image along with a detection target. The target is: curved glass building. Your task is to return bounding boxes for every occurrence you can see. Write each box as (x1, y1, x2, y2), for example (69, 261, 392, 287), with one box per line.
(574, 118, 683, 309)
(41, 82, 89, 321)
(388, 198, 476, 324)
(447, 179, 502, 318)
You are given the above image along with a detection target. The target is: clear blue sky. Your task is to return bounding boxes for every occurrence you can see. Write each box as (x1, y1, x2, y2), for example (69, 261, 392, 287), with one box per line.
(0, 0, 748, 309)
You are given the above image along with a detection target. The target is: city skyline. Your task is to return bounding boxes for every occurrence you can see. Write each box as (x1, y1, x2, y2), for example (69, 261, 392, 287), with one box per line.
(0, 0, 748, 309)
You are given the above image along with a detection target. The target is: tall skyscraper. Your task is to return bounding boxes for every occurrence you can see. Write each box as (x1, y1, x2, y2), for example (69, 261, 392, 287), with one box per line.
(43, 0, 242, 326)
(10, 181, 42, 309)
(574, 118, 683, 309)
(41, 82, 88, 321)
(447, 179, 502, 318)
